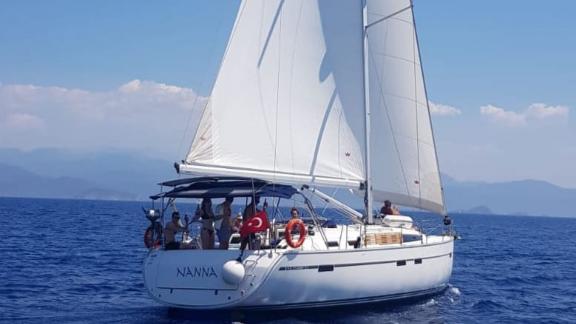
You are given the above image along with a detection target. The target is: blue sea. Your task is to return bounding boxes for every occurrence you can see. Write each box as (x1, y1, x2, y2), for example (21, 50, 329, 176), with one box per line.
(1, 197, 575, 323)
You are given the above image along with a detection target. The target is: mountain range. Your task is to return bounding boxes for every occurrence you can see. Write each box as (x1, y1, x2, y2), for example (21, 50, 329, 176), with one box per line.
(0, 148, 573, 217)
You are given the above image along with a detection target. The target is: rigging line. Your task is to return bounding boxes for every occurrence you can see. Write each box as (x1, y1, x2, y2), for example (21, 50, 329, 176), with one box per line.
(411, 5, 422, 206)
(182, 1, 248, 164)
(412, 1, 447, 215)
(288, 1, 304, 175)
(371, 51, 420, 66)
(337, 110, 341, 179)
(176, 92, 203, 164)
(250, 178, 256, 217)
(366, 30, 412, 198)
(321, 186, 340, 217)
(365, 5, 412, 29)
(272, 1, 283, 181)
(255, 2, 277, 154)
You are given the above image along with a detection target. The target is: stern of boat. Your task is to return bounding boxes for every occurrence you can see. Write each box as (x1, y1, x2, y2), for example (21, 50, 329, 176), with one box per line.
(143, 249, 283, 309)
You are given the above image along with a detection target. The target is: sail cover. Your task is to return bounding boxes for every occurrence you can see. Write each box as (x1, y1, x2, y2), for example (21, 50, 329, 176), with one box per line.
(365, 0, 445, 214)
(182, 0, 366, 188)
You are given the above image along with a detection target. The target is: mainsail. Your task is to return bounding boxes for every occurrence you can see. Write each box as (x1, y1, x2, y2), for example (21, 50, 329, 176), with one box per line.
(182, 0, 366, 188)
(180, 0, 445, 214)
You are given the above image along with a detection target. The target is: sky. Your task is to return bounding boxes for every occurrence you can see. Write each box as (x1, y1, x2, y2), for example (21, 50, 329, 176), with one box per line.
(0, 0, 575, 188)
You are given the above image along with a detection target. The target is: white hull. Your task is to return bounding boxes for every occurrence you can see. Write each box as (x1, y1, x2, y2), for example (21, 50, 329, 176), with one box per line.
(143, 235, 453, 310)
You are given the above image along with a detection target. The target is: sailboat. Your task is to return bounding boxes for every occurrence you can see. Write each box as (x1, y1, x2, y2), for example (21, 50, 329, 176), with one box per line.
(143, 0, 455, 310)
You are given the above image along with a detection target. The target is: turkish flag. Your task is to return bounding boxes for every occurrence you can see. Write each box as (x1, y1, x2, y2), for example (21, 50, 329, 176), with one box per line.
(240, 211, 270, 237)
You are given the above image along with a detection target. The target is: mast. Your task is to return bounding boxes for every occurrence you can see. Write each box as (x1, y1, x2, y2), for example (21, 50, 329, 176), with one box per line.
(361, 0, 374, 223)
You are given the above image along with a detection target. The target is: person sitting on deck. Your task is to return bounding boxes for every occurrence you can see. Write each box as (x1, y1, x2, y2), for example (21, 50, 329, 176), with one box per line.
(164, 211, 189, 250)
(380, 200, 400, 216)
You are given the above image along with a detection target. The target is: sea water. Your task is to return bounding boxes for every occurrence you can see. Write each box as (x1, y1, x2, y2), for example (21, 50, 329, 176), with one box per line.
(1, 197, 575, 323)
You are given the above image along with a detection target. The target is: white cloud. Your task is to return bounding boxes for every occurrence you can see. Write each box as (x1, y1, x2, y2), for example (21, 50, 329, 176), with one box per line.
(480, 104, 526, 126)
(3, 113, 45, 130)
(0, 80, 207, 155)
(429, 101, 462, 116)
(480, 103, 569, 127)
(526, 103, 569, 119)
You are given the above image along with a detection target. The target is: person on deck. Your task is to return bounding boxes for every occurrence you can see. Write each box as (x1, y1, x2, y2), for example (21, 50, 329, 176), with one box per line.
(164, 211, 189, 250)
(215, 197, 234, 250)
(193, 198, 216, 249)
(239, 197, 268, 252)
(232, 213, 243, 233)
(380, 200, 400, 216)
(242, 197, 260, 221)
(289, 207, 303, 235)
(290, 207, 300, 219)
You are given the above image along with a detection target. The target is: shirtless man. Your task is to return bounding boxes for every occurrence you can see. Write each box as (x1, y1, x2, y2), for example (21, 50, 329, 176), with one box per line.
(164, 211, 189, 250)
(380, 200, 400, 216)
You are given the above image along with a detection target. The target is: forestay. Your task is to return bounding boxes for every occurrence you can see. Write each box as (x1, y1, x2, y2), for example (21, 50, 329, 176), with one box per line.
(181, 0, 366, 188)
(365, 0, 445, 214)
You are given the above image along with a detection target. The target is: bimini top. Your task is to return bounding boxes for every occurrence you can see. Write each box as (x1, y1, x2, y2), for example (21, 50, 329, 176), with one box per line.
(150, 176, 298, 200)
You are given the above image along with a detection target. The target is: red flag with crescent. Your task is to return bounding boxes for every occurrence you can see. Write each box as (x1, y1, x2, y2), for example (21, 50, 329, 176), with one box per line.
(240, 210, 270, 237)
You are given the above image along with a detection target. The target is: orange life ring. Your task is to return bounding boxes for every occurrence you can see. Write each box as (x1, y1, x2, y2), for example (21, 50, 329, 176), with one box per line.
(285, 219, 307, 248)
(144, 225, 162, 249)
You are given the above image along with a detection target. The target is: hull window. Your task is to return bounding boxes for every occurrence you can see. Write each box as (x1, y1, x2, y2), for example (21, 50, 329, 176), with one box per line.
(318, 265, 335, 272)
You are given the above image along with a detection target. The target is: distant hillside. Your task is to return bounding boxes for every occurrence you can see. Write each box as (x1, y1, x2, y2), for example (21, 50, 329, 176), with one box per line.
(0, 163, 136, 201)
(460, 206, 493, 215)
(0, 149, 575, 217)
(0, 148, 174, 200)
(444, 177, 575, 217)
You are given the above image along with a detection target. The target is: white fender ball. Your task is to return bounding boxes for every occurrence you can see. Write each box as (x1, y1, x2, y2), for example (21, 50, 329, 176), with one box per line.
(222, 260, 245, 285)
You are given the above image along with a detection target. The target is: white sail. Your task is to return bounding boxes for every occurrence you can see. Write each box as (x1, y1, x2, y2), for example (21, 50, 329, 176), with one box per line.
(365, 0, 445, 214)
(181, 0, 366, 188)
(182, 0, 445, 214)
